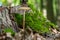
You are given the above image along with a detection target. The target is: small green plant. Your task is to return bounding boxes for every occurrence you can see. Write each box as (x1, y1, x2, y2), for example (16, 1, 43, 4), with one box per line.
(4, 28, 15, 36)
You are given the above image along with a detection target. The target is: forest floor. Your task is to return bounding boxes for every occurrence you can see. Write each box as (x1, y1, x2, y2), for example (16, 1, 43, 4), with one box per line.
(11, 28, 60, 40)
(1, 27, 60, 40)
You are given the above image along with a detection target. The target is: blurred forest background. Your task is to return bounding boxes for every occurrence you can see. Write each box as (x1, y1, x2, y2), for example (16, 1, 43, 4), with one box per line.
(0, 0, 59, 24)
(0, 0, 59, 26)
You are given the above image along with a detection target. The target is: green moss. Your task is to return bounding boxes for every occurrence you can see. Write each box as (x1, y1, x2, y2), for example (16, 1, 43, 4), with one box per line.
(14, 2, 57, 34)
(4, 28, 15, 36)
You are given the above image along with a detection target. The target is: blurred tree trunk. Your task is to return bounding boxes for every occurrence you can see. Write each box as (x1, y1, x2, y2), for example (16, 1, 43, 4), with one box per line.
(56, 0, 60, 27)
(56, 0, 59, 20)
(40, 0, 43, 13)
(46, 0, 56, 24)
